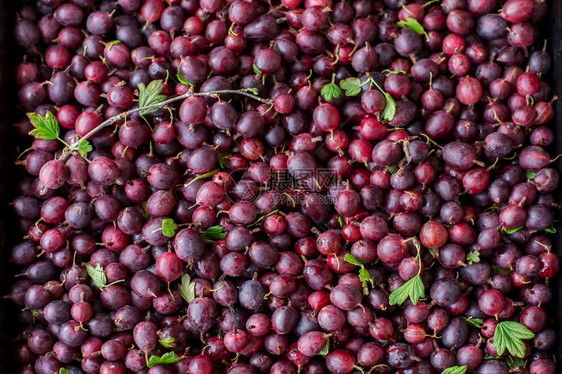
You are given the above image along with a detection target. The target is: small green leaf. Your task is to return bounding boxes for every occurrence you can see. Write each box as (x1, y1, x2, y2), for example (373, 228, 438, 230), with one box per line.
(321, 83, 342, 101)
(397, 17, 426, 36)
(359, 268, 373, 285)
(161, 218, 178, 237)
(388, 165, 397, 174)
(245, 87, 259, 95)
(493, 321, 535, 357)
(466, 250, 480, 265)
(30, 309, 38, 323)
(77, 140, 93, 156)
(382, 69, 407, 75)
(178, 274, 196, 303)
(504, 226, 523, 234)
(205, 225, 225, 234)
(380, 93, 397, 121)
(159, 336, 177, 348)
(176, 72, 195, 87)
(138, 80, 167, 115)
(253, 64, 260, 75)
(337, 216, 345, 228)
(147, 352, 184, 368)
(59, 369, 72, 374)
(493, 265, 512, 275)
(107, 40, 121, 45)
(339, 77, 362, 96)
(28, 111, 60, 140)
(344, 253, 363, 266)
(525, 170, 536, 180)
(506, 356, 525, 369)
(218, 152, 232, 169)
(462, 317, 483, 328)
(85, 263, 107, 290)
(441, 366, 467, 374)
(142, 201, 150, 220)
(202, 225, 226, 243)
(389, 275, 425, 306)
(318, 338, 330, 356)
(545, 226, 557, 234)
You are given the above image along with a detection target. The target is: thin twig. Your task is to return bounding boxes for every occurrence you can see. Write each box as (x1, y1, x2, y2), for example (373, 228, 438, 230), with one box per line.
(68, 89, 271, 151)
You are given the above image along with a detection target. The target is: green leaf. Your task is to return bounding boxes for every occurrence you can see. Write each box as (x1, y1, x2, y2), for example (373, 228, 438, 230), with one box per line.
(147, 352, 184, 368)
(28, 111, 60, 140)
(321, 83, 342, 101)
(501, 321, 535, 339)
(138, 80, 167, 115)
(203, 225, 226, 243)
(59, 369, 72, 374)
(389, 274, 425, 306)
(397, 17, 426, 36)
(159, 336, 177, 348)
(525, 170, 536, 180)
(107, 40, 121, 45)
(441, 366, 467, 374)
(339, 77, 362, 96)
(343, 253, 363, 266)
(380, 93, 396, 121)
(504, 226, 523, 234)
(545, 226, 557, 234)
(253, 64, 260, 75)
(178, 274, 196, 303)
(506, 356, 524, 369)
(493, 321, 535, 357)
(176, 72, 195, 87)
(388, 165, 397, 174)
(142, 201, 150, 220)
(337, 216, 345, 228)
(382, 69, 407, 75)
(85, 263, 107, 290)
(30, 309, 38, 323)
(462, 317, 483, 328)
(493, 265, 512, 275)
(466, 250, 480, 265)
(359, 268, 373, 286)
(218, 152, 232, 169)
(245, 87, 259, 95)
(205, 225, 225, 234)
(161, 218, 178, 237)
(77, 140, 93, 156)
(318, 338, 330, 356)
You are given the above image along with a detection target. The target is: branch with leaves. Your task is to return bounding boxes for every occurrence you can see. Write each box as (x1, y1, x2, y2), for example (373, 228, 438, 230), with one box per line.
(26, 79, 272, 160)
(28, 112, 92, 157)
